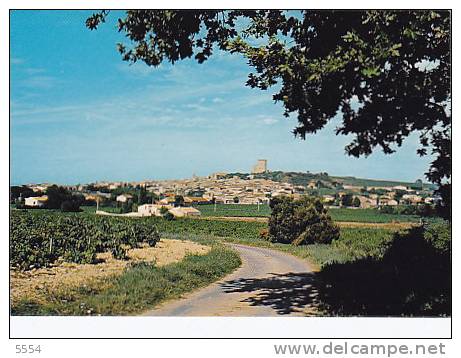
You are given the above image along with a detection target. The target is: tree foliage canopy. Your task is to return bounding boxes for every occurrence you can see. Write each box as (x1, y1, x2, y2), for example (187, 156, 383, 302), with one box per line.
(87, 10, 451, 218)
(268, 196, 340, 245)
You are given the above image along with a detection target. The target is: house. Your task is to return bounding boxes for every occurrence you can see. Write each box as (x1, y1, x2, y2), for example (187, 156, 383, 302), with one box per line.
(392, 185, 409, 191)
(183, 197, 211, 206)
(379, 198, 398, 206)
(343, 185, 362, 192)
(116, 194, 133, 203)
(307, 180, 317, 189)
(94, 191, 112, 199)
(29, 184, 51, 193)
(211, 172, 227, 180)
(138, 204, 172, 217)
(24, 195, 48, 207)
(357, 195, 378, 208)
(159, 196, 176, 205)
(84, 194, 103, 203)
(109, 182, 123, 190)
(401, 194, 422, 205)
(239, 197, 270, 205)
(168, 207, 201, 218)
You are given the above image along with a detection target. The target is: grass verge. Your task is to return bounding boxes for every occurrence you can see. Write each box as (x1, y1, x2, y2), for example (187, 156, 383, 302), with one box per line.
(11, 245, 241, 316)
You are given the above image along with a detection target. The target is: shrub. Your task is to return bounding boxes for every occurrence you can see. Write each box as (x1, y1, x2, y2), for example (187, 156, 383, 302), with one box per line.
(380, 205, 395, 214)
(316, 225, 451, 316)
(163, 212, 175, 221)
(121, 201, 133, 213)
(15, 202, 27, 210)
(399, 205, 418, 215)
(60, 200, 81, 212)
(352, 197, 361, 208)
(268, 196, 340, 245)
(341, 193, 354, 207)
(111, 241, 128, 260)
(423, 220, 451, 255)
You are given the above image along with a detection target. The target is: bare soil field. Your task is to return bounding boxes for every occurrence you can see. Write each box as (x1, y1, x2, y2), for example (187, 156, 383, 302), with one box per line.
(11, 239, 210, 306)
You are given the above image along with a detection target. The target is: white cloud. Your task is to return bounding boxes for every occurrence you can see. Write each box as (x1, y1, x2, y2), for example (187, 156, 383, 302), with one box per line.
(184, 103, 211, 112)
(212, 97, 224, 103)
(260, 117, 278, 125)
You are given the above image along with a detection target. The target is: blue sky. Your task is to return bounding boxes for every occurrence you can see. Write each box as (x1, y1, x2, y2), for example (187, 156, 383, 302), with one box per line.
(10, 10, 433, 185)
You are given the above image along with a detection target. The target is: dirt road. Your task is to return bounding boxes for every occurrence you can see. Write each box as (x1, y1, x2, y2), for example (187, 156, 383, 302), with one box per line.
(145, 244, 318, 316)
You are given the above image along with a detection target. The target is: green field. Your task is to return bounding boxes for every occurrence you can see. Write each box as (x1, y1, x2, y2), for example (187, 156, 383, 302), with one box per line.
(328, 208, 420, 223)
(194, 203, 271, 217)
(195, 204, 420, 223)
(81, 205, 120, 213)
(15, 203, 422, 223)
(10, 210, 162, 270)
(10, 209, 394, 269)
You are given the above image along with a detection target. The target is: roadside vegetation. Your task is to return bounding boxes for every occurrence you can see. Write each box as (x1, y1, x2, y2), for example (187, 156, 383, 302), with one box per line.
(315, 223, 451, 316)
(12, 245, 241, 316)
(157, 200, 451, 316)
(11, 210, 242, 315)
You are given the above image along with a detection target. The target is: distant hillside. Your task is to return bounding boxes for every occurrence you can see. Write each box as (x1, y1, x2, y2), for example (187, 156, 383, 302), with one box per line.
(224, 171, 436, 190)
(330, 176, 436, 190)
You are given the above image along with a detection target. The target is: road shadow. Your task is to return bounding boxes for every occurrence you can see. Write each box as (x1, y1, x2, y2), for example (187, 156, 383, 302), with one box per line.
(315, 226, 451, 316)
(221, 227, 451, 317)
(220, 272, 321, 315)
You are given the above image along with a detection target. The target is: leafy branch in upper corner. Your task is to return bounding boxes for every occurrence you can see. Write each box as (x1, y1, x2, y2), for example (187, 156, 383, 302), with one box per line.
(86, 10, 451, 219)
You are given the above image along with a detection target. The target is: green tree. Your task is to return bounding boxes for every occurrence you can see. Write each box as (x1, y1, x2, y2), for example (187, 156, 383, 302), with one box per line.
(233, 196, 240, 203)
(393, 189, 406, 204)
(163, 211, 175, 221)
(341, 193, 354, 207)
(87, 10, 451, 219)
(138, 186, 147, 205)
(415, 179, 424, 190)
(45, 185, 83, 212)
(268, 196, 340, 245)
(45, 185, 72, 209)
(174, 195, 185, 207)
(121, 201, 133, 213)
(380, 205, 395, 214)
(352, 196, 361, 208)
(10, 185, 36, 203)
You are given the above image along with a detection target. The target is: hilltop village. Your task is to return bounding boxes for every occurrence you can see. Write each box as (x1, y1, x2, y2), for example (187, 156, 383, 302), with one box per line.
(12, 159, 439, 218)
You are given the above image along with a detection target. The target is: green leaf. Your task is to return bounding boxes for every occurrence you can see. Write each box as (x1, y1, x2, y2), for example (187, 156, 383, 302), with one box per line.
(361, 66, 380, 78)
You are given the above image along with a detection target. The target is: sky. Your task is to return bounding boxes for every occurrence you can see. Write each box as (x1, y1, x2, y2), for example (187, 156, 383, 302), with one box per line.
(10, 10, 434, 185)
